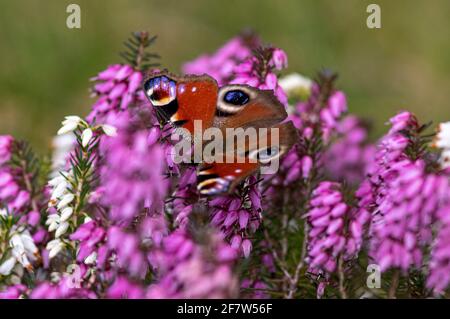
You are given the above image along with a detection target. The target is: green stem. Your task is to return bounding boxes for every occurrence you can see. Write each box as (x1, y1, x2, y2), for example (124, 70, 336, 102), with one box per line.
(388, 270, 400, 299)
(338, 256, 347, 299)
(20, 158, 39, 213)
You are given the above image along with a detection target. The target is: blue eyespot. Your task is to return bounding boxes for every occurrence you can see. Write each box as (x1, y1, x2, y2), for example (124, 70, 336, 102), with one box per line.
(257, 147, 279, 160)
(248, 146, 280, 164)
(223, 90, 250, 105)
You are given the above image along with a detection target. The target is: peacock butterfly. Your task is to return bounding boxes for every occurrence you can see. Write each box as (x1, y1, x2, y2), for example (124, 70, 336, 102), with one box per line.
(143, 70, 297, 195)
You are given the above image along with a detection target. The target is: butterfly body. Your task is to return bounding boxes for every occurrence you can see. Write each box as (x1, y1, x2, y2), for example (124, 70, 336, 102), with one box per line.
(143, 71, 297, 195)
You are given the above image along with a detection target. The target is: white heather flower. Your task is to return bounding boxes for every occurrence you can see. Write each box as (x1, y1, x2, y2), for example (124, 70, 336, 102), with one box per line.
(57, 194, 75, 210)
(55, 221, 70, 238)
(12, 251, 31, 270)
(47, 239, 64, 259)
(51, 134, 76, 173)
(278, 73, 312, 95)
(19, 231, 38, 256)
(48, 171, 69, 187)
(84, 251, 97, 265)
(58, 121, 79, 135)
(60, 207, 74, 222)
(48, 222, 59, 232)
(48, 175, 66, 187)
(9, 234, 25, 251)
(48, 171, 71, 208)
(0, 208, 8, 217)
(57, 116, 84, 135)
(47, 170, 76, 239)
(56, 123, 78, 135)
(441, 149, 450, 169)
(46, 239, 62, 250)
(84, 216, 93, 223)
(0, 257, 16, 275)
(435, 122, 450, 149)
(434, 121, 450, 169)
(81, 128, 93, 147)
(63, 115, 83, 123)
(102, 124, 118, 137)
(48, 244, 63, 259)
(46, 214, 61, 232)
(51, 180, 69, 199)
(8, 230, 38, 270)
(46, 213, 60, 225)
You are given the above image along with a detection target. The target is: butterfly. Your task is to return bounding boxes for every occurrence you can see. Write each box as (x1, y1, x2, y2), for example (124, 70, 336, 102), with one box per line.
(143, 70, 297, 195)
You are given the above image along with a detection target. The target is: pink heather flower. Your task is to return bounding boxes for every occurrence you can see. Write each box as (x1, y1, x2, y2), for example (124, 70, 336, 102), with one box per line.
(306, 182, 369, 274)
(147, 230, 238, 299)
(323, 116, 376, 184)
(139, 211, 169, 247)
(369, 161, 448, 272)
(107, 276, 144, 299)
(209, 176, 262, 257)
(316, 282, 326, 298)
(355, 112, 444, 273)
(0, 284, 27, 299)
(169, 167, 197, 228)
(11, 190, 31, 211)
(182, 34, 260, 85)
(32, 228, 48, 244)
(0, 139, 35, 214)
(271, 147, 314, 186)
(149, 230, 195, 272)
(29, 263, 96, 299)
(99, 110, 168, 223)
(107, 226, 148, 277)
(18, 210, 39, 227)
(69, 220, 108, 267)
(388, 111, 419, 134)
(30, 275, 97, 299)
(0, 170, 20, 205)
(289, 81, 348, 143)
(87, 64, 145, 123)
(427, 205, 450, 294)
(241, 279, 270, 299)
(270, 48, 288, 70)
(356, 112, 420, 213)
(0, 135, 13, 166)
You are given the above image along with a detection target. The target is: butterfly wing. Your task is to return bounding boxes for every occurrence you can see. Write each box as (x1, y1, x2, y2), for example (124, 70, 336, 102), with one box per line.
(143, 70, 218, 139)
(213, 84, 289, 130)
(196, 84, 297, 195)
(197, 121, 297, 195)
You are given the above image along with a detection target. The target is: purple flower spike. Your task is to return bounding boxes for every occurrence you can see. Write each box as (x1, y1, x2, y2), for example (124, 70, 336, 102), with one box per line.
(306, 181, 366, 275)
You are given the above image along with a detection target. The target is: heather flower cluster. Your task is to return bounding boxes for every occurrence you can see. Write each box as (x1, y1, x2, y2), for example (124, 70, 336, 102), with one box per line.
(209, 176, 262, 258)
(147, 228, 239, 298)
(1, 31, 450, 299)
(183, 31, 260, 86)
(306, 182, 368, 274)
(323, 116, 375, 184)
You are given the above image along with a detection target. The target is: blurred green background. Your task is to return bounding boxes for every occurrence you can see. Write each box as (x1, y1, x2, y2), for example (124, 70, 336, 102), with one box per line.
(1, 0, 449, 150)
